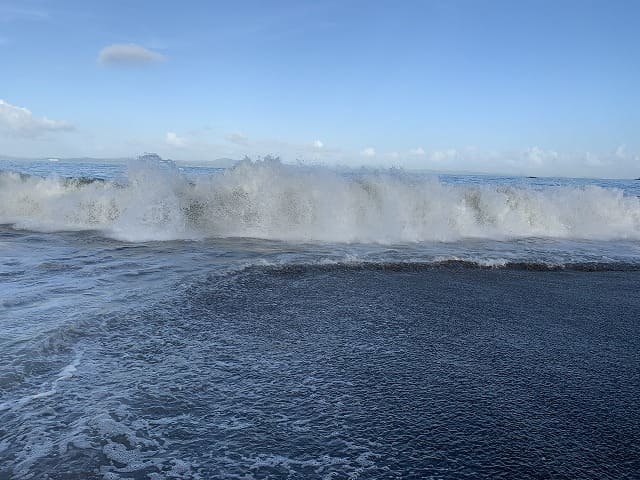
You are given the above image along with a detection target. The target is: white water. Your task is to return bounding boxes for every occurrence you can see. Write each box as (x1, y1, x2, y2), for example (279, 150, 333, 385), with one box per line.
(0, 350, 82, 413)
(1, 159, 639, 243)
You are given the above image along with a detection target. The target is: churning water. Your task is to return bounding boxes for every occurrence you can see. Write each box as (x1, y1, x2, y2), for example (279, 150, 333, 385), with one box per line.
(1, 159, 639, 479)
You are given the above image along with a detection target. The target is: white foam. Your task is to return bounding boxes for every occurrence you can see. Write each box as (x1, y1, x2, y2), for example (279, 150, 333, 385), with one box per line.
(0, 351, 82, 412)
(1, 160, 639, 243)
(432, 255, 510, 267)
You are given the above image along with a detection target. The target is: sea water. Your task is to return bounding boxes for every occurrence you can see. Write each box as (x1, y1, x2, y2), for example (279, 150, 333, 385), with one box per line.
(1, 158, 639, 479)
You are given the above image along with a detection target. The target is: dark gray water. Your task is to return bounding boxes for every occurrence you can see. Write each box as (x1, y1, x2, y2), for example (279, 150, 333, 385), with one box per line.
(2, 257, 639, 479)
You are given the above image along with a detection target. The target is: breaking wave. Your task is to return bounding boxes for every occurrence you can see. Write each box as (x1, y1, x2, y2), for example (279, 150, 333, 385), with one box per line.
(1, 159, 639, 243)
(252, 260, 640, 275)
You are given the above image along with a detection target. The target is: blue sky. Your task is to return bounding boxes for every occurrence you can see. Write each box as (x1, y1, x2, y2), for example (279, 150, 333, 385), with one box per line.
(1, 0, 639, 177)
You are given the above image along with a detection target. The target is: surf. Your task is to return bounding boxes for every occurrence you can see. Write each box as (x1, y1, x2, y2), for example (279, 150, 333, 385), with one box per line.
(1, 158, 639, 243)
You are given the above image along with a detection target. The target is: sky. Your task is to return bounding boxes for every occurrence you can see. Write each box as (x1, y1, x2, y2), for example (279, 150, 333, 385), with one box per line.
(1, 0, 639, 177)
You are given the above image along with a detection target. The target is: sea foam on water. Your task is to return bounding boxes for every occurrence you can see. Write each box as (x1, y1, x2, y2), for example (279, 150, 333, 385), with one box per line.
(1, 159, 639, 243)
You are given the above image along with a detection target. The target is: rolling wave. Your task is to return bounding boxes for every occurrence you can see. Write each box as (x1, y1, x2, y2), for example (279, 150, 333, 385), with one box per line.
(248, 260, 640, 275)
(1, 159, 639, 243)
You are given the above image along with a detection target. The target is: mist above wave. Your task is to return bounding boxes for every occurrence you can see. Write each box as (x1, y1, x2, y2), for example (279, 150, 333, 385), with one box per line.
(1, 158, 639, 243)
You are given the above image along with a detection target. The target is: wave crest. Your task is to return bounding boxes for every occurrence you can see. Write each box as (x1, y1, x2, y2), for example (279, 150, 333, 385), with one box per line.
(1, 160, 639, 242)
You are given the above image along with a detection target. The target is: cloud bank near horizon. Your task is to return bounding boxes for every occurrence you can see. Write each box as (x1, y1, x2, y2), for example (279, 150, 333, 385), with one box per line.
(130, 136, 640, 178)
(0, 106, 637, 177)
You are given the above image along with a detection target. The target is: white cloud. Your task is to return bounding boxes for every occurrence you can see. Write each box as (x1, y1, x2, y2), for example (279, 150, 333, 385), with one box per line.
(226, 131, 249, 146)
(312, 140, 324, 149)
(0, 99, 73, 137)
(98, 43, 166, 66)
(409, 147, 425, 156)
(584, 151, 604, 167)
(360, 147, 376, 157)
(524, 146, 559, 167)
(430, 149, 459, 162)
(166, 132, 186, 147)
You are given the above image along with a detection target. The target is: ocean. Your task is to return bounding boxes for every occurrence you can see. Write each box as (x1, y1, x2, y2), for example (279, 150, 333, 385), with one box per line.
(1, 158, 639, 479)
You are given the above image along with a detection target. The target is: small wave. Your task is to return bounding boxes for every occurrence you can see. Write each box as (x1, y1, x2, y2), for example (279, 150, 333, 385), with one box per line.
(1, 159, 640, 243)
(241, 259, 640, 275)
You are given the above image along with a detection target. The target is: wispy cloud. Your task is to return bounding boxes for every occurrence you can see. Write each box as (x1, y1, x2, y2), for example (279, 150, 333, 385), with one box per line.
(0, 5, 48, 22)
(524, 146, 559, 167)
(165, 132, 186, 147)
(312, 140, 324, 149)
(98, 43, 166, 66)
(360, 147, 376, 157)
(615, 145, 627, 159)
(429, 148, 460, 163)
(226, 132, 249, 146)
(0, 99, 73, 137)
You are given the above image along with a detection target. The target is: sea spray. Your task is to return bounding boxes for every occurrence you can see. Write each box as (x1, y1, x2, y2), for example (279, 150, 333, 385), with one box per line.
(1, 159, 639, 243)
